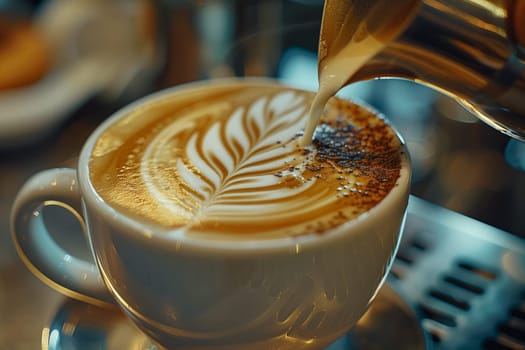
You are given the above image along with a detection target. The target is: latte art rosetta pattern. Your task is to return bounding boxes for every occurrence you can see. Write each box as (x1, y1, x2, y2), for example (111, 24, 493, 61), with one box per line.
(90, 82, 404, 238)
(142, 91, 322, 232)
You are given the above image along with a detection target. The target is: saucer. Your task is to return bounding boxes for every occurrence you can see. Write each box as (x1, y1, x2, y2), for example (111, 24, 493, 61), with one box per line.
(43, 284, 430, 350)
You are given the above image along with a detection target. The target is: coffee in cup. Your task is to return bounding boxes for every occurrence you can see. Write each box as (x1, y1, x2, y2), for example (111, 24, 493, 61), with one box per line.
(11, 78, 410, 350)
(90, 80, 404, 238)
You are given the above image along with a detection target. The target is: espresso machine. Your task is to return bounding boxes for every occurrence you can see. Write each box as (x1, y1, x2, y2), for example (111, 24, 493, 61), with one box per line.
(1, 1, 524, 349)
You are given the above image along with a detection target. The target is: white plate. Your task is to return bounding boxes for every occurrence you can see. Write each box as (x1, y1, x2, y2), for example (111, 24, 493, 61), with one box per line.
(0, 0, 160, 148)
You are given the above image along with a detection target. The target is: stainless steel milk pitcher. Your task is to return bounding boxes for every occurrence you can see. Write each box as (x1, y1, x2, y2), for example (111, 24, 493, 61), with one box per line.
(320, 0, 525, 141)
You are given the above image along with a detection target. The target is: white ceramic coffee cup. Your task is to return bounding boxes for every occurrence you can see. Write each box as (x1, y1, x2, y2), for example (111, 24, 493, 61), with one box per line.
(11, 79, 411, 350)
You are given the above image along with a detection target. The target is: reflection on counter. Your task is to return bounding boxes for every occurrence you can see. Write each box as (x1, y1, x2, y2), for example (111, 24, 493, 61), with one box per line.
(43, 299, 161, 350)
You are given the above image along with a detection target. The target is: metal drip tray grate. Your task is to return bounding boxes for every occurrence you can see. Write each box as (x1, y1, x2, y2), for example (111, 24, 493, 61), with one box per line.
(392, 196, 525, 350)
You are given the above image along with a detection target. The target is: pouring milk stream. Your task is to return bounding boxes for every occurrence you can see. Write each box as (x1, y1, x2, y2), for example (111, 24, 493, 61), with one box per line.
(304, 0, 525, 145)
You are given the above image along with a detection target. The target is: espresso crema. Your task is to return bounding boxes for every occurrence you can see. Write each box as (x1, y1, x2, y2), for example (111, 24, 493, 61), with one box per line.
(89, 80, 405, 239)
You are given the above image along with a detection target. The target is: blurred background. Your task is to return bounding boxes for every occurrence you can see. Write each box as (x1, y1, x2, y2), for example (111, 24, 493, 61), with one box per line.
(0, 0, 524, 348)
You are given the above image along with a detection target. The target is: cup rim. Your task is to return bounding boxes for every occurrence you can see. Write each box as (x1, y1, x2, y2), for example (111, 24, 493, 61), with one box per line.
(78, 77, 411, 253)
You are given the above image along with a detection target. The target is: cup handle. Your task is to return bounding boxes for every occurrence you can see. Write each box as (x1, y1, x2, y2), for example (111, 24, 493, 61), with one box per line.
(11, 168, 114, 307)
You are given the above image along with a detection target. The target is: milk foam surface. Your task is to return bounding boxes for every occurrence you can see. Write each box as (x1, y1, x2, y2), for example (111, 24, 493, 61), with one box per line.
(89, 81, 404, 239)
